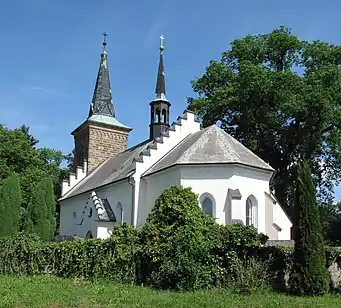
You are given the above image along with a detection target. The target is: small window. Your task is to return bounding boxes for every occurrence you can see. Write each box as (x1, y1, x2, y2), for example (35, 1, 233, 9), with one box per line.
(200, 194, 215, 217)
(88, 207, 93, 218)
(117, 202, 124, 223)
(85, 231, 93, 239)
(162, 109, 167, 123)
(246, 196, 258, 227)
(246, 198, 253, 226)
(73, 212, 76, 218)
(155, 109, 161, 122)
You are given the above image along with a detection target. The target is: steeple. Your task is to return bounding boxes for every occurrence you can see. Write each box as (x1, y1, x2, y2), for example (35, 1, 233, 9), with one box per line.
(88, 32, 115, 118)
(149, 35, 171, 140)
(155, 35, 166, 100)
(71, 33, 132, 173)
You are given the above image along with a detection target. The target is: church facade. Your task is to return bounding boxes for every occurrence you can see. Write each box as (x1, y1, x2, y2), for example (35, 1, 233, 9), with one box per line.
(59, 35, 292, 241)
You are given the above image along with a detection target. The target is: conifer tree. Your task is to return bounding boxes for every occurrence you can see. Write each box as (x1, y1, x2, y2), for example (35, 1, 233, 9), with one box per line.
(28, 180, 48, 240)
(288, 160, 329, 295)
(0, 173, 22, 237)
(44, 177, 56, 240)
(24, 177, 56, 241)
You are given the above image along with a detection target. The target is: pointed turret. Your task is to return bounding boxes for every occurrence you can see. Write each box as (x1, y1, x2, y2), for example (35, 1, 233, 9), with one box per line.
(88, 32, 115, 118)
(149, 35, 171, 140)
(155, 35, 166, 101)
(71, 33, 132, 173)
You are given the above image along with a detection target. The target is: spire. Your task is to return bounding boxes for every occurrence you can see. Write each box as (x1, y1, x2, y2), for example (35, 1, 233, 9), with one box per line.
(88, 32, 115, 118)
(154, 35, 167, 101)
(149, 35, 171, 140)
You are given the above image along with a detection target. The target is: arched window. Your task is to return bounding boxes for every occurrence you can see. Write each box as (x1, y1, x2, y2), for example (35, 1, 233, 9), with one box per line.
(200, 193, 215, 217)
(162, 109, 167, 123)
(117, 202, 124, 223)
(246, 195, 258, 227)
(85, 231, 93, 240)
(155, 109, 161, 122)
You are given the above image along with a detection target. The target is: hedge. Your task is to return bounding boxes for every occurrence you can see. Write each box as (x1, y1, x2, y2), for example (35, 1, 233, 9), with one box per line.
(1, 185, 341, 292)
(1, 229, 341, 291)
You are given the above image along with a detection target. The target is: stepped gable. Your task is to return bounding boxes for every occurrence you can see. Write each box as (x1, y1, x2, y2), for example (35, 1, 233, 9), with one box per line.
(143, 124, 275, 176)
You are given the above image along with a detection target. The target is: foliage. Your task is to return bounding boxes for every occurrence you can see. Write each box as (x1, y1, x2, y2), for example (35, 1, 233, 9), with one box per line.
(188, 26, 341, 213)
(23, 177, 56, 241)
(0, 124, 71, 233)
(138, 186, 266, 290)
(228, 254, 273, 294)
(288, 160, 329, 296)
(43, 177, 57, 240)
(0, 173, 22, 237)
(0, 232, 45, 275)
(319, 202, 341, 246)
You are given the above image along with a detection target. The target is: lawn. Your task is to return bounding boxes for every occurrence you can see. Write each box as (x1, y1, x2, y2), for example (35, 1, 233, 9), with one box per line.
(0, 276, 340, 308)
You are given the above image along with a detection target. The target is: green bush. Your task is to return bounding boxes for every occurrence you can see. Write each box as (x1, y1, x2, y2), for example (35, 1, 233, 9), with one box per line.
(228, 253, 273, 294)
(138, 186, 267, 290)
(0, 232, 45, 275)
(46, 223, 139, 283)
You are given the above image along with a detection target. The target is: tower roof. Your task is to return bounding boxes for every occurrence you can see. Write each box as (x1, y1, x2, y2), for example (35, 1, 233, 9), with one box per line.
(154, 35, 168, 101)
(88, 32, 116, 118)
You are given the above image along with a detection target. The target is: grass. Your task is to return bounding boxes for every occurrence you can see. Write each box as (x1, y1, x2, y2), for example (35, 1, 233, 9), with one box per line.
(0, 276, 340, 308)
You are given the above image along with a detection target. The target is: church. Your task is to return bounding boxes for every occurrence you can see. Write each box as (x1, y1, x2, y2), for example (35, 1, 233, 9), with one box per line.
(59, 35, 292, 240)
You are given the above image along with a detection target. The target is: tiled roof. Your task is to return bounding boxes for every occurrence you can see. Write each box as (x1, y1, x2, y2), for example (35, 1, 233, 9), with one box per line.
(60, 139, 151, 200)
(144, 125, 274, 176)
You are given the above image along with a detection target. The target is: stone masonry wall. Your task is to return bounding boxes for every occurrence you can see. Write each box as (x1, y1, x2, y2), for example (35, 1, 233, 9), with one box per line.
(87, 124, 128, 172)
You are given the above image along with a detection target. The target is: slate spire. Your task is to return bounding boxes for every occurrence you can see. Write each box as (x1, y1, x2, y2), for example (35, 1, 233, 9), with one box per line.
(149, 35, 171, 140)
(88, 32, 115, 118)
(154, 35, 167, 101)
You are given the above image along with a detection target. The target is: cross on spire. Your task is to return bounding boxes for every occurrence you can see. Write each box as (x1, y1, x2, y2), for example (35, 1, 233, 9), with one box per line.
(160, 35, 164, 51)
(102, 32, 107, 51)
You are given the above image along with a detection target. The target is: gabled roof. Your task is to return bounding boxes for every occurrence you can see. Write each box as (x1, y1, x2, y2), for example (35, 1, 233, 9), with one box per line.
(60, 139, 152, 200)
(98, 198, 116, 222)
(61, 124, 274, 201)
(143, 125, 274, 176)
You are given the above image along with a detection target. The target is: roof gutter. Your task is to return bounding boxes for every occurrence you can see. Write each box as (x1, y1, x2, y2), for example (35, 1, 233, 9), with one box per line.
(128, 176, 136, 226)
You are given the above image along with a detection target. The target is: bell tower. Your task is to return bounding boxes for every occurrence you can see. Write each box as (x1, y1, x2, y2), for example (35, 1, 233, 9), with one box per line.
(149, 35, 171, 140)
(71, 33, 132, 173)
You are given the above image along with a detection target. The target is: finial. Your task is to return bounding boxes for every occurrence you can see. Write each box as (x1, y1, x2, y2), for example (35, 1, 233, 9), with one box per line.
(102, 32, 108, 51)
(160, 35, 164, 52)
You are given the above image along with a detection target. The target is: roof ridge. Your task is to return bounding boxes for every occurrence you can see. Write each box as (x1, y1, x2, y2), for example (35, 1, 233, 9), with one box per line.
(217, 126, 272, 167)
(142, 133, 194, 176)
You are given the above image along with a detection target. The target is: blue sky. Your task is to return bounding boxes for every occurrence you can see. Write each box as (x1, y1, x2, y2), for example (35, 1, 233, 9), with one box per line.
(1, 0, 341, 198)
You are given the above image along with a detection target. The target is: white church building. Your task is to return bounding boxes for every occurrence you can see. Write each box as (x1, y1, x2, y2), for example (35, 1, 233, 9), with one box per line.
(59, 35, 292, 241)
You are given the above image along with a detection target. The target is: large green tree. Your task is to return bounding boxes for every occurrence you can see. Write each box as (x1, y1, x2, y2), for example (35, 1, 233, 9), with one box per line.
(0, 173, 22, 237)
(288, 160, 329, 295)
(188, 26, 341, 213)
(0, 124, 71, 231)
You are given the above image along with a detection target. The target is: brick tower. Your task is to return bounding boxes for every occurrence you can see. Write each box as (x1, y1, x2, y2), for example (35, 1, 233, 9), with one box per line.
(71, 33, 132, 173)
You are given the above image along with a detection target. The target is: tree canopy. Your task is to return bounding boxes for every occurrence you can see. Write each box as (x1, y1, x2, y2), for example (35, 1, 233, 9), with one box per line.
(188, 26, 341, 212)
(0, 124, 72, 232)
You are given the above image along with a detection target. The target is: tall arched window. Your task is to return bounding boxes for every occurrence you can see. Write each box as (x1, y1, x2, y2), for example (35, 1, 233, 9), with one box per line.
(117, 202, 124, 223)
(155, 109, 161, 122)
(162, 109, 167, 123)
(246, 195, 258, 227)
(200, 193, 215, 217)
